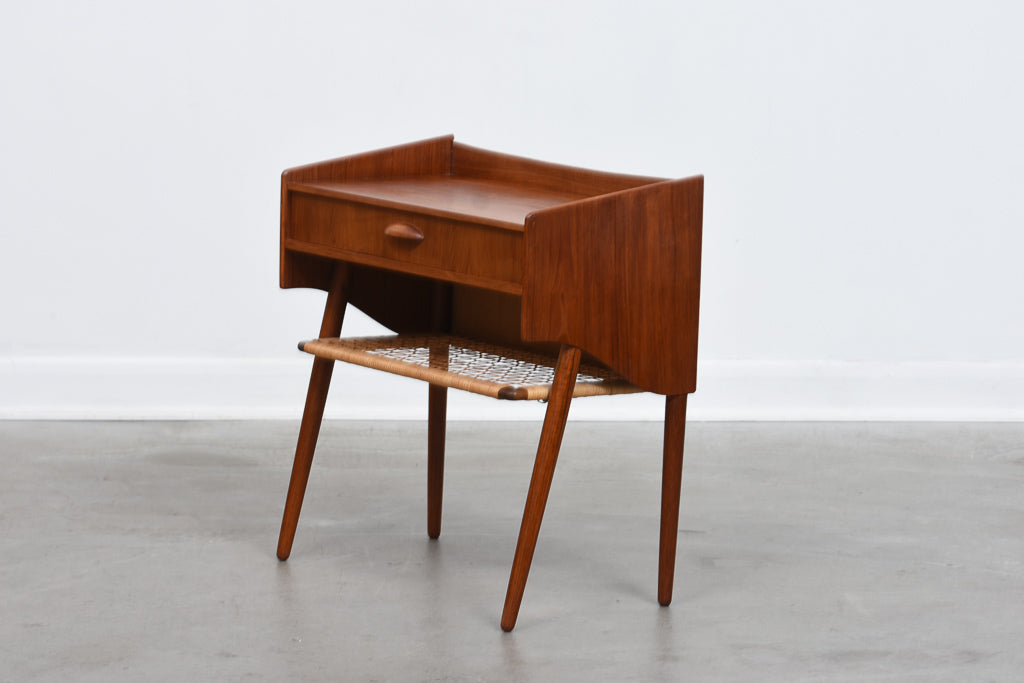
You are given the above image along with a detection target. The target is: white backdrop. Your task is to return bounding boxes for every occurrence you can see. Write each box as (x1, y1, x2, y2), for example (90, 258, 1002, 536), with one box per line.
(2, 1, 1022, 420)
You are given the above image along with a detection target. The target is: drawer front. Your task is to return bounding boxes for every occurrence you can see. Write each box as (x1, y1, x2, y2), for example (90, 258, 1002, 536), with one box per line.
(288, 193, 523, 287)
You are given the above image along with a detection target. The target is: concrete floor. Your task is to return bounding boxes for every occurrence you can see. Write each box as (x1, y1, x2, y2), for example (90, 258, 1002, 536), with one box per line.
(1, 421, 1022, 682)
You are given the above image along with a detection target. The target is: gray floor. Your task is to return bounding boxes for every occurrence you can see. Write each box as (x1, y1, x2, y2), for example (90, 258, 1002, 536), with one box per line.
(1, 421, 1022, 682)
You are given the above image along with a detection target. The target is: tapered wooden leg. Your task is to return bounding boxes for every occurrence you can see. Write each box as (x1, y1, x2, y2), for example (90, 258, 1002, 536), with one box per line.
(500, 345, 581, 632)
(426, 284, 451, 540)
(427, 383, 447, 539)
(658, 393, 688, 605)
(276, 266, 349, 561)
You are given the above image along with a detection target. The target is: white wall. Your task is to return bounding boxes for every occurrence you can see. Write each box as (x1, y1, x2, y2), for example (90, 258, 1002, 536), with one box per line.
(2, 1, 1022, 420)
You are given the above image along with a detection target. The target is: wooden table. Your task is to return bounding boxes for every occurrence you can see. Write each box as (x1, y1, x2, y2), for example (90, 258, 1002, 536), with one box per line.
(275, 136, 704, 630)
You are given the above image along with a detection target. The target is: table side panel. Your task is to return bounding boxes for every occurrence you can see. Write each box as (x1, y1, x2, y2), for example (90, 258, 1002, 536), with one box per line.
(521, 177, 704, 396)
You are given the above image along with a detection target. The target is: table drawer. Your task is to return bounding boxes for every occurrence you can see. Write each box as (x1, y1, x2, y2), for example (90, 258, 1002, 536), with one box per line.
(288, 193, 523, 287)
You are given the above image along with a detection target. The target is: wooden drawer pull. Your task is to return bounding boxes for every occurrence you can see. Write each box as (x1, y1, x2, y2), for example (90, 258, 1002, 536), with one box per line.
(384, 223, 424, 244)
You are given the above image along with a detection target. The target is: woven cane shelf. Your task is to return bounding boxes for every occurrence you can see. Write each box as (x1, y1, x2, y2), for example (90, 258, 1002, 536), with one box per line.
(299, 335, 642, 401)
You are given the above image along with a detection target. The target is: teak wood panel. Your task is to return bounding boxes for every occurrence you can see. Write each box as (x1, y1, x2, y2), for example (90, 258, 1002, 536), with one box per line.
(522, 176, 704, 396)
(286, 194, 523, 291)
(343, 266, 441, 334)
(452, 142, 664, 197)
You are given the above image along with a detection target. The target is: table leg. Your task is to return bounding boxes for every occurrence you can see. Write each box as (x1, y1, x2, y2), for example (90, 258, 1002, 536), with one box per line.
(500, 344, 581, 631)
(427, 383, 447, 539)
(276, 266, 349, 561)
(658, 393, 687, 605)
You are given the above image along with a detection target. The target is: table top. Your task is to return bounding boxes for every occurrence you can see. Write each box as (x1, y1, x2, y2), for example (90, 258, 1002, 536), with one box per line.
(288, 175, 591, 230)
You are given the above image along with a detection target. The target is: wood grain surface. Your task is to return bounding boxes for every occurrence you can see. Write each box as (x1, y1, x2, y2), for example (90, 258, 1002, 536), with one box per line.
(522, 176, 704, 395)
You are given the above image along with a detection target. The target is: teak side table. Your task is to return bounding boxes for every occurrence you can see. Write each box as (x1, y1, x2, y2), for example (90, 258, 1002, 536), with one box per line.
(275, 136, 704, 631)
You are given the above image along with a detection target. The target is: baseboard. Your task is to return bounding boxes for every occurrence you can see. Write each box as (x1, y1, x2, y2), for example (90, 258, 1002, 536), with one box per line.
(1, 356, 1022, 421)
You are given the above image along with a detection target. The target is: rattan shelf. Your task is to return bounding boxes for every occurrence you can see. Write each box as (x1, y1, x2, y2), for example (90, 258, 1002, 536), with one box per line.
(299, 334, 641, 401)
